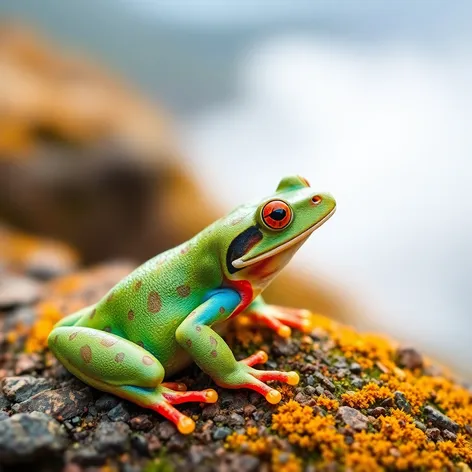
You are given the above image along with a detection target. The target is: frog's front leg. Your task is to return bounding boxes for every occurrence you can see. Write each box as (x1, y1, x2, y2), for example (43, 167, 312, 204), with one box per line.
(48, 326, 217, 434)
(243, 295, 313, 338)
(175, 289, 299, 404)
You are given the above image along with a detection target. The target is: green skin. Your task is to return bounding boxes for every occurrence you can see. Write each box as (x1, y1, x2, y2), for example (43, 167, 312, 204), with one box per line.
(48, 175, 336, 434)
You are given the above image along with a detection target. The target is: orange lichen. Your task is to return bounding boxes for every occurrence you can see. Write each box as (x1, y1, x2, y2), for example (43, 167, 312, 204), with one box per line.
(316, 394, 339, 411)
(342, 383, 393, 409)
(271, 400, 346, 462)
(225, 426, 273, 456)
(271, 450, 302, 472)
(24, 301, 63, 353)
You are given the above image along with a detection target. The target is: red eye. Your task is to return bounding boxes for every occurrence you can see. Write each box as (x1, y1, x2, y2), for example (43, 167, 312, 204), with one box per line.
(312, 195, 322, 205)
(262, 200, 292, 230)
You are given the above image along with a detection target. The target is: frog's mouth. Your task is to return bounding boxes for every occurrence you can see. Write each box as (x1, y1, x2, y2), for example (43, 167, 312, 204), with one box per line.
(232, 207, 336, 269)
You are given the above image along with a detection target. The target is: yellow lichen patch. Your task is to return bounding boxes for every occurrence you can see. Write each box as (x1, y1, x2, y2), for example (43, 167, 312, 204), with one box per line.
(225, 426, 272, 455)
(342, 383, 393, 410)
(346, 408, 472, 471)
(271, 400, 346, 462)
(316, 394, 339, 411)
(271, 450, 302, 472)
(25, 301, 63, 352)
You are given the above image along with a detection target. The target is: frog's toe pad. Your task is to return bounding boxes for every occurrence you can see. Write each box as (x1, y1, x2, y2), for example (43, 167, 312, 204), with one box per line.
(240, 350, 269, 367)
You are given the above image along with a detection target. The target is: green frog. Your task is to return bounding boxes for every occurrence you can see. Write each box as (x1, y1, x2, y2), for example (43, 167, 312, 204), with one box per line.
(48, 175, 336, 433)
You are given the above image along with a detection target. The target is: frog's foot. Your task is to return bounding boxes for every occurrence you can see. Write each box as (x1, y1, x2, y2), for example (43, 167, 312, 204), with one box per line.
(149, 385, 218, 434)
(244, 304, 313, 338)
(217, 354, 299, 405)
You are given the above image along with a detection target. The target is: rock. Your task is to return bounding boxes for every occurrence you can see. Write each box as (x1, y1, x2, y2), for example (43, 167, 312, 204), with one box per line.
(380, 397, 394, 408)
(351, 377, 364, 389)
(0, 392, 11, 410)
(107, 402, 130, 422)
(426, 428, 441, 441)
(158, 421, 177, 440)
(424, 405, 459, 433)
(0, 412, 9, 421)
(394, 391, 412, 414)
(314, 372, 336, 392)
(349, 363, 362, 374)
(14, 387, 92, 420)
(414, 420, 426, 432)
(337, 406, 369, 431)
(0, 275, 41, 308)
(130, 434, 149, 456)
(129, 415, 153, 431)
(232, 454, 261, 471)
(243, 404, 256, 417)
(66, 445, 106, 466)
(95, 393, 120, 412)
(0, 411, 68, 463)
(212, 426, 232, 440)
(443, 430, 457, 441)
(367, 407, 387, 418)
(2, 376, 52, 403)
(228, 413, 245, 427)
(396, 347, 424, 370)
(14, 353, 43, 375)
(201, 403, 219, 420)
(273, 339, 299, 357)
(94, 420, 130, 454)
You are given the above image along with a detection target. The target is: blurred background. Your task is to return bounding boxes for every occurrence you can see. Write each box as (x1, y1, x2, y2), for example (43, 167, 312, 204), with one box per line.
(0, 0, 471, 379)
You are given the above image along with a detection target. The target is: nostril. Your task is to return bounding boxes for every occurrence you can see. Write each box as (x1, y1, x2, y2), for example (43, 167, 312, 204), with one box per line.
(312, 195, 322, 205)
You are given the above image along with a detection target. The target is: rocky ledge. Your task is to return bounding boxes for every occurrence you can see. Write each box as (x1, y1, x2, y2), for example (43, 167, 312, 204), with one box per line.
(0, 237, 471, 472)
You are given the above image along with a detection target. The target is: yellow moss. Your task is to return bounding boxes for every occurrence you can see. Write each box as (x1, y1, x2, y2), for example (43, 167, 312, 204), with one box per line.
(271, 400, 346, 461)
(25, 301, 63, 353)
(271, 450, 302, 472)
(341, 383, 393, 409)
(225, 428, 272, 456)
(316, 394, 339, 411)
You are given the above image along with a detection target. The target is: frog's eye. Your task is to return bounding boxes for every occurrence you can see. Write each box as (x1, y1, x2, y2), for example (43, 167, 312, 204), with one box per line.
(262, 200, 292, 230)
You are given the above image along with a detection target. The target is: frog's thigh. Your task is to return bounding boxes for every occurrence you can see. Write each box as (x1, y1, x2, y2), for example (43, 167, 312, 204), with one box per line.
(48, 326, 163, 389)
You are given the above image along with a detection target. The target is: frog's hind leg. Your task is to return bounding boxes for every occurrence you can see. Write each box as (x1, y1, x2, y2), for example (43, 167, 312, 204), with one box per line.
(47, 326, 217, 434)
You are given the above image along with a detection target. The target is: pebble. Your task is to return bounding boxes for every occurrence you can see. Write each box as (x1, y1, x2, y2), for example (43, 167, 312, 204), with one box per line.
(14, 386, 92, 420)
(0, 275, 41, 309)
(349, 362, 362, 374)
(94, 420, 130, 454)
(2, 376, 52, 403)
(107, 402, 130, 422)
(14, 353, 43, 375)
(314, 372, 336, 392)
(393, 391, 412, 414)
(396, 347, 424, 370)
(368, 407, 386, 418)
(426, 427, 441, 441)
(424, 405, 459, 433)
(66, 446, 106, 466)
(380, 397, 394, 408)
(443, 429, 457, 441)
(130, 433, 149, 455)
(95, 393, 120, 412)
(212, 426, 232, 440)
(0, 412, 68, 463)
(0, 412, 9, 421)
(129, 415, 153, 431)
(228, 413, 245, 427)
(414, 420, 426, 432)
(243, 404, 256, 417)
(337, 406, 369, 431)
(157, 421, 177, 440)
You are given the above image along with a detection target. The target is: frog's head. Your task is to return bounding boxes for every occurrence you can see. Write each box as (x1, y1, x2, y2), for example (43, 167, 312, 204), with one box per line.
(221, 175, 336, 290)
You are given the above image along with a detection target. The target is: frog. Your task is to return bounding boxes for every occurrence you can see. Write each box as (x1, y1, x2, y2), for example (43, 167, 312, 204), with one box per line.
(48, 175, 336, 434)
